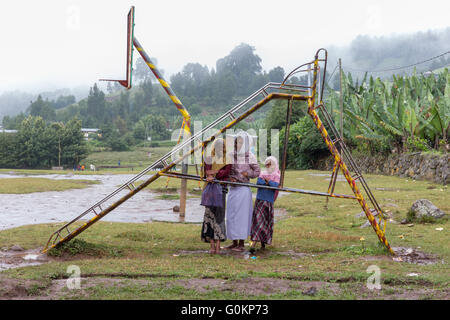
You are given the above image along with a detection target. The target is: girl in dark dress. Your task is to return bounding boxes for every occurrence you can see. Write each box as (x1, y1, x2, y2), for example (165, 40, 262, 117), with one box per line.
(201, 138, 232, 254)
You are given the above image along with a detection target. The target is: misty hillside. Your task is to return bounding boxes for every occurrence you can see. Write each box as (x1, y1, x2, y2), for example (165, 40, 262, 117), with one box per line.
(1, 27, 449, 122)
(327, 27, 450, 77)
(0, 87, 89, 121)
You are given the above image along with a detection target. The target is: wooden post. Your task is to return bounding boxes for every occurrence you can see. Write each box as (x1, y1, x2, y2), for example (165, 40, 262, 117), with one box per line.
(179, 164, 187, 217)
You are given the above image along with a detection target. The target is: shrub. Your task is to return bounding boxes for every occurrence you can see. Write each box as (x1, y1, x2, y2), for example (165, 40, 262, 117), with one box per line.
(279, 116, 329, 169)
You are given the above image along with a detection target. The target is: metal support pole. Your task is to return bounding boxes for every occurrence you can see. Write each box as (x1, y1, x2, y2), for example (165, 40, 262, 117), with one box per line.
(133, 37, 191, 133)
(280, 98, 293, 188)
(339, 58, 344, 144)
(307, 64, 312, 96)
(133, 36, 191, 217)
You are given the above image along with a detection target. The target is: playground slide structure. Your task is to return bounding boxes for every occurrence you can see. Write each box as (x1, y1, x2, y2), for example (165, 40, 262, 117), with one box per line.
(42, 7, 394, 255)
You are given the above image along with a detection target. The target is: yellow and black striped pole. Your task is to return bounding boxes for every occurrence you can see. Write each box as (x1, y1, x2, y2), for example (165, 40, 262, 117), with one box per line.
(133, 37, 191, 135)
(133, 36, 191, 216)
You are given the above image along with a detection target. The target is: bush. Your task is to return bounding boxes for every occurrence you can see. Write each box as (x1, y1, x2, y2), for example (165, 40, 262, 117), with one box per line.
(47, 239, 122, 257)
(405, 209, 444, 224)
(279, 116, 329, 169)
(406, 136, 432, 152)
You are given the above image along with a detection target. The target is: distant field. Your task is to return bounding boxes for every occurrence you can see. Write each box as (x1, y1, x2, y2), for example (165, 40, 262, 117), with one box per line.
(0, 146, 174, 176)
(81, 146, 172, 171)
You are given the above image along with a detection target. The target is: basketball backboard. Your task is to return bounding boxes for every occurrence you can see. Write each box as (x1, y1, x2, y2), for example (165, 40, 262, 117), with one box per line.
(100, 6, 135, 89)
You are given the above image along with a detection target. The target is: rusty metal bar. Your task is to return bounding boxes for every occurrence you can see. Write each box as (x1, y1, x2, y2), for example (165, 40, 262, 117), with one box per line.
(133, 37, 191, 134)
(160, 172, 357, 199)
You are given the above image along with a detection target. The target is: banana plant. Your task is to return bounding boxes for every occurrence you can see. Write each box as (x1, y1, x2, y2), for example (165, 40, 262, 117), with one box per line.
(325, 68, 449, 153)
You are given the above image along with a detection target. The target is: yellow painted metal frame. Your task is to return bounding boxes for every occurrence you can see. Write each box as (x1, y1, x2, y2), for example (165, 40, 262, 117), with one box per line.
(42, 50, 394, 255)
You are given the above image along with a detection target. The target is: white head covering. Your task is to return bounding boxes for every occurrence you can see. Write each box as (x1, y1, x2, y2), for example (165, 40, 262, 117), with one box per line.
(260, 156, 280, 183)
(236, 131, 251, 155)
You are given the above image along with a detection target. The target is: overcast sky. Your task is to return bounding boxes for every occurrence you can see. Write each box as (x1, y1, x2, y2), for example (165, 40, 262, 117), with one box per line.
(0, 0, 449, 93)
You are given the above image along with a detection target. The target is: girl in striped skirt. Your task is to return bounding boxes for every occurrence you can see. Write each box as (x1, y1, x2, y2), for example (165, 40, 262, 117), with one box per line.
(250, 156, 280, 252)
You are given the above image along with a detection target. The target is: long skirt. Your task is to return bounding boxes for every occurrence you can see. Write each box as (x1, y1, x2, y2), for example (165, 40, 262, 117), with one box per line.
(201, 191, 226, 242)
(226, 186, 253, 240)
(250, 199, 274, 245)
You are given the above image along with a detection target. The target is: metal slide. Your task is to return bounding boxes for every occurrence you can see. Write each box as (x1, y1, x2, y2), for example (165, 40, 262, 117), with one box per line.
(42, 49, 394, 255)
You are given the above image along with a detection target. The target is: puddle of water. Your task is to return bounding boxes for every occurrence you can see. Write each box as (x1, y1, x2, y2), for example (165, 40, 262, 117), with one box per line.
(0, 249, 48, 271)
(0, 173, 205, 231)
(392, 247, 439, 265)
(23, 254, 39, 260)
(0, 173, 289, 231)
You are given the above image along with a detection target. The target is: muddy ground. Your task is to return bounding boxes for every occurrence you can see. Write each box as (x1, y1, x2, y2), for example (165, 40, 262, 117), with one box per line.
(0, 244, 446, 300)
(1, 274, 448, 300)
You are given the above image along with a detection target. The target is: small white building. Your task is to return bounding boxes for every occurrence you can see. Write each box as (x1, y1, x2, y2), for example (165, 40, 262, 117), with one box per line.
(0, 129, 18, 134)
(81, 128, 100, 140)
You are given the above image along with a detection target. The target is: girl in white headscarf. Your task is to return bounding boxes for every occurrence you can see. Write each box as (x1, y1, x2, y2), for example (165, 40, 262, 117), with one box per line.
(225, 131, 261, 251)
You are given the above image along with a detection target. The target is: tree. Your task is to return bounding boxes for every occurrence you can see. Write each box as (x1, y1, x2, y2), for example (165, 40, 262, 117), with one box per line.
(11, 116, 87, 168)
(216, 43, 262, 77)
(265, 99, 307, 130)
(51, 95, 76, 109)
(16, 116, 47, 168)
(279, 116, 329, 169)
(216, 43, 263, 96)
(268, 67, 285, 83)
(60, 117, 88, 166)
(134, 57, 162, 82)
(27, 95, 55, 121)
(133, 120, 146, 141)
(87, 83, 106, 125)
(0, 132, 18, 167)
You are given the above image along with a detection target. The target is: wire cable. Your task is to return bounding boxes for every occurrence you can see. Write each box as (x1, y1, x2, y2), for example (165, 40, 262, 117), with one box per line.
(343, 50, 450, 73)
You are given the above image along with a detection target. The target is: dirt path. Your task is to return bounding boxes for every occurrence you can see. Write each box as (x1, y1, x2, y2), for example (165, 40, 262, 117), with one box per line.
(1, 274, 448, 300)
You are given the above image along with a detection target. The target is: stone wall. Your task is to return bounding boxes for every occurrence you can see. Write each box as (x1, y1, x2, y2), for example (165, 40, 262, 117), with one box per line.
(315, 152, 449, 185)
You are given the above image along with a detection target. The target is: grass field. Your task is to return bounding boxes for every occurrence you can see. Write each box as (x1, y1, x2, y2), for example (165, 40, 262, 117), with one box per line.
(0, 169, 448, 300)
(80, 146, 172, 171)
(0, 146, 173, 176)
(0, 177, 99, 194)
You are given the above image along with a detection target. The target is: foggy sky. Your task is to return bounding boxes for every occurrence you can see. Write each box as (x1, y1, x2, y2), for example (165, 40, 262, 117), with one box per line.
(1, 0, 449, 93)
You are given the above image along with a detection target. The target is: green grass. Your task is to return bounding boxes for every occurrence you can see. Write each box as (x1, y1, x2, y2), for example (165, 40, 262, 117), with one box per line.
(80, 146, 172, 171)
(0, 170, 448, 299)
(0, 177, 99, 194)
(0, 146, 172, 176)
(47, 238, 123, 258)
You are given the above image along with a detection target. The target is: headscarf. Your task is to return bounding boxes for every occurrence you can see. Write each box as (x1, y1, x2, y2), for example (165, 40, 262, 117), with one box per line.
(259, 156, 280, 183)
(210, 138, 228, 172)
(202, 138, 228, 189)
(236, 131, 251, 156)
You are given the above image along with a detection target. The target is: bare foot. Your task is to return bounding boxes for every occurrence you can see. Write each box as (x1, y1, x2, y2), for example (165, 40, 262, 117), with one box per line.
(209, 249, 215, 254)
(225, 243, 237, 250)
(231, 246, 244, 252)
